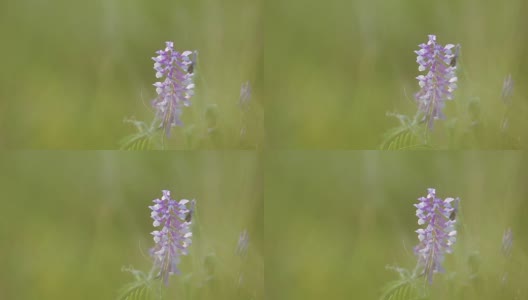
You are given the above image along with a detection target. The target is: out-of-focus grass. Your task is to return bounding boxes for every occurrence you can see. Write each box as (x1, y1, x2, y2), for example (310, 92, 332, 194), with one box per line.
(265, 0, 528, 149)
(266, 152, 528, 299)
(0, 0, 263, 149)
(0, 152, 263, 299)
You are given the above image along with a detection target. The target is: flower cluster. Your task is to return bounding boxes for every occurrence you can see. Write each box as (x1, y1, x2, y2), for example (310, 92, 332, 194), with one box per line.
(415, 35, 458, 128)
(414, 188, 458, 283)
(151, 42, 196, 136)
(149, 190, 193, 285)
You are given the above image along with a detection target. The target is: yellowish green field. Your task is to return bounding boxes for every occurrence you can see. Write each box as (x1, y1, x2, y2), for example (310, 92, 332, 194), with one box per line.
(265, 0, 528, 149)
(0, 0, 263, 149)
(0, 152, 263, 299)
(266, 152, 528, 299)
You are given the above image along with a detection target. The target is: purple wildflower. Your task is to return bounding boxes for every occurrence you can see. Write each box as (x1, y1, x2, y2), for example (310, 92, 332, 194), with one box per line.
(415, 35, 458, 128)
(149, 190, 193, 285)
(236, 229, 250, 258)
(414, 188, 458, 283)
(502, 228, 513, 257)
(501, 74, 514, 105)
(239, 81, 251, 111)
(151, 42, 196, 136)
(239, 81, 252, 138)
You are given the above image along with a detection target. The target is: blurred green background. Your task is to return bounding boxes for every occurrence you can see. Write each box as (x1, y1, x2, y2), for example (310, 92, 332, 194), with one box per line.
(0, 151, 263, 299)
(0, 0, 263, 149)
(265, 0, 528, 149)
(266, 151, 528, 299)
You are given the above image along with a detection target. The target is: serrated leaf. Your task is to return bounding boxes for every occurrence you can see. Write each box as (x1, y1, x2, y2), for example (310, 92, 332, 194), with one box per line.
(120, 134, 155, 150)
(381, 113, 431, 150)
(380, 279, 424, 300)
(381, 129, 431, 150)
(120, 119, 162, 150)
(117, 281, 152, 300)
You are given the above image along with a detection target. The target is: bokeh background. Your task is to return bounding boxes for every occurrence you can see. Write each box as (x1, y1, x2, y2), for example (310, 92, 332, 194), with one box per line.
(0, 151, 263, 299)
(0, 0, 263, 149)
(266, 151, 528, 299)
(265, 0, 528, 149)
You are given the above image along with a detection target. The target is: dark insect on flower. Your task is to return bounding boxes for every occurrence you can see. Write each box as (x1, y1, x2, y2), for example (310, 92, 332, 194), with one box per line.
(187, 51, 198, 74)
(185, 199, 196, 222)
(449, 210, 456, 221)
(450, 44, 461, 67)
(449, 197, 460, 221)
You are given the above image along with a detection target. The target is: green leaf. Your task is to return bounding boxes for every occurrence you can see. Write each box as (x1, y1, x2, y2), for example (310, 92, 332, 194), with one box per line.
(119, 134, 154, 150)
(118, 284, 151, 300)
(120, 118, 162, 150)
(117, 267, 159, 300)
(380, 279, 425, 300)
(381, 113, 432, 150)
(381, 128, 431, 150)
(117, 276, 153, 300)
